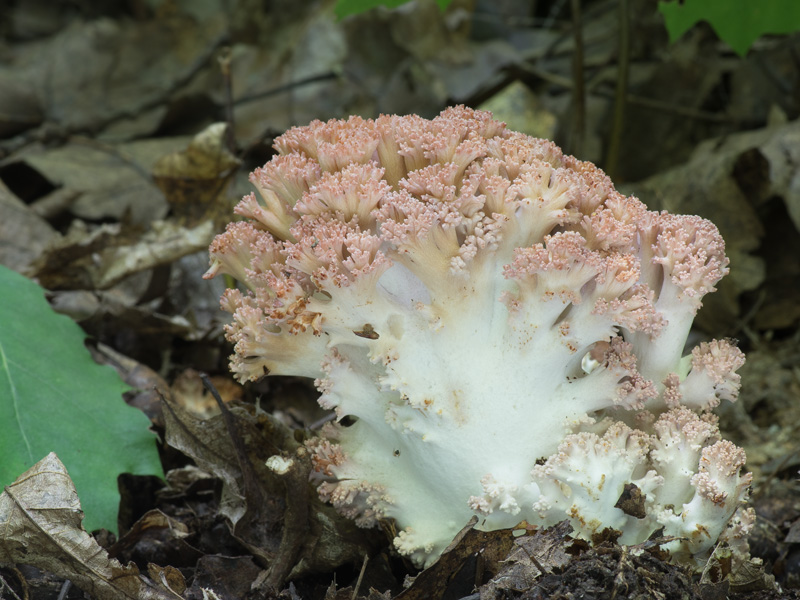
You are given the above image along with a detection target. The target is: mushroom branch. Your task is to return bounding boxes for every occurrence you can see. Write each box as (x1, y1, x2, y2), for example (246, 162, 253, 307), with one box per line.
(206, 107, 751, 568)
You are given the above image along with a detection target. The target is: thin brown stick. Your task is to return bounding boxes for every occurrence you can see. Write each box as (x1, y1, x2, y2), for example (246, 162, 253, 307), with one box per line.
(234, 72, 338, 106)
(570, 0, 586, 157)
(199, 373, 265, 509)
(217, 46, 237, 153)
(351, 554, 369, 600)
(56, 581, 72, 600)
(605, 0, 630, 178)
(518, 62, 739, 123)
(0, 572, 24, 600)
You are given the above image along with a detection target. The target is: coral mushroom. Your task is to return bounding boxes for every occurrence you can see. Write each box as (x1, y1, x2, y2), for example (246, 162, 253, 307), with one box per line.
(206, 107, 751, 567)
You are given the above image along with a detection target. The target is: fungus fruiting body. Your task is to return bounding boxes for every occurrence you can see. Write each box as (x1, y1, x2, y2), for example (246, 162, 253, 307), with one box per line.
(206, 107, 751, 567)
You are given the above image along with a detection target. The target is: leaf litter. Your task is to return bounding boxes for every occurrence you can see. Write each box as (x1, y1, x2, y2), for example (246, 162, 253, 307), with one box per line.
(1, 0, 800, 598)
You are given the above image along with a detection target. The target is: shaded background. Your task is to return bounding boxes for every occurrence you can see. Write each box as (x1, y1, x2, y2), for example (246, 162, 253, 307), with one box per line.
(1, 0, 799, 597)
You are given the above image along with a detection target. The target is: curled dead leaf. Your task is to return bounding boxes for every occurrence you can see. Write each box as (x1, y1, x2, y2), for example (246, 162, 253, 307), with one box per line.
(161, 397, 382, 584)
(31, 218, 215, 290)
(0, 453, 180, 600)
(152, 122, 240, 224)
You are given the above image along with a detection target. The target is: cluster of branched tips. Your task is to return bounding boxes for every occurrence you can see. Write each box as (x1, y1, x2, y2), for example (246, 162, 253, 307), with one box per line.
(206, 106, 751, 567)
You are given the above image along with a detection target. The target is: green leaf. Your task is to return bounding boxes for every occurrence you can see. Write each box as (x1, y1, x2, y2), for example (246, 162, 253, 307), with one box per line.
(0, 265, 162, 533)
(658, 0, 800, 56)
(335, 0, 454, 19)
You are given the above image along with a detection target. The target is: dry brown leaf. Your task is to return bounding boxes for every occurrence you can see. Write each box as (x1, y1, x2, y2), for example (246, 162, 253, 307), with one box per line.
(190, 554, 262, 599)
(0, 178, 57, 272)
(325, 582, 392, 600)
(152, 122, 240, 224)
(161, 398, 293, 562)
(5, 15, 226, 140)
(97, 219, 216, 289)
(0, 74, 43, 137)
(147, 564, 187, 597)
(700, 548, 778, 594)
(394, 517, 516, 600)
(49, 288, 198, 344)
(628, 118, 800, 331)
(170, 368, 243, 418)
(108, 509, 200, 579)
(31, 218, 214, 290)
(17, 139, 168, 224)
(0, 453, 180, 600)
(482, 520, 574, 596)
(161, 398, 378, 582)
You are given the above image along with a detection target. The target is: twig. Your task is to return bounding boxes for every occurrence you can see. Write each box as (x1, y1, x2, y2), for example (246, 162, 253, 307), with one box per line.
(605, 0, 630, 179)
(0, 572, 24, 600)
(727, 288, 766, 347)
(351, 554, 370, 600)
(80, 31, 230, 135)
(610, 545, 630, 600)
(56, 580, 72, 600)
(191, 377, 313, 591)
(261, 448, 312, 591)
(540, 0, 569, 31)
(199, 373, 265, 510)
(307, 412, 336, 431)
(537, 0, 617, 62)
(234, 72, 339, 107)
(217, 46, 237, 153)
(569, 0, 586, 157)
(223, 70, 341, 158)
(518, 542, 548, 576)
(752, 447, 800, 501)
(617, 91, 740, 123)
(518, 62, 740, 123)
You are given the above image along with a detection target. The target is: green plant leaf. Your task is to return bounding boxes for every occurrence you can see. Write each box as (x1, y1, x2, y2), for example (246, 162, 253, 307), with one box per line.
(0, 265, 162, 533)
(335, 0, 454, 19)
(658, 0, 800, 56)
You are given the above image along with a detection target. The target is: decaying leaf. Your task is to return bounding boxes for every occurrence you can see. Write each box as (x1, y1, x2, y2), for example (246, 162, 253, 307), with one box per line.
(31, 218, 215, 290)
(614, 482, 648, 519)
(0, 178, 57, 272)
(13, 139, 169, 224)
(161, 397, 290, 561)
(324, 582, 392, 600)
(161, 397, 379, 585)
(0, 74, 43, 137)
(2, 14, 227, 140)
(107, 508, 203, 577)
(394, 517, 515, 600)
(628, 117, 800, 331)
(701, 547, 778, 594)
(50, 288, 198, 344)
(786, 516, 800, 544)
(191, 554, 262, 599)
(80, 218, 214, 290)
(0, 453, 180, 600)
(152, 122, 240, 224)
(481, 520, 575, 597)
(481, 528, 701, 599)
(110, 509, 191, 556)
(20, 124, 233, 291)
